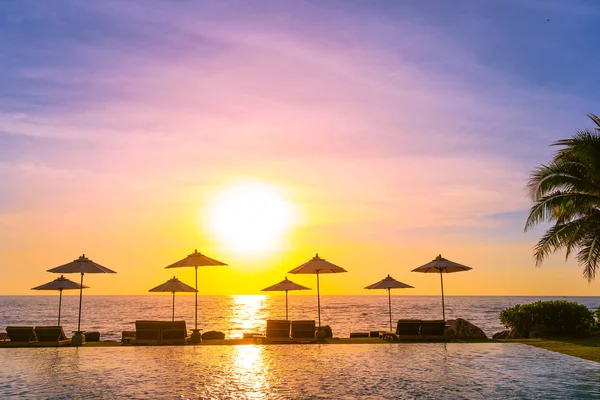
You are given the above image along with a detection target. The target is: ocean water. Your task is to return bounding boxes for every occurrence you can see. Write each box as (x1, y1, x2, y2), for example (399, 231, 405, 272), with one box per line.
(0, 344, 598, 399)
(1, 295, 599, 341)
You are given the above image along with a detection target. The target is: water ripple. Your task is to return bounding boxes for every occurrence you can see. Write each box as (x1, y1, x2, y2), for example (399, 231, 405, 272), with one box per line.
(0, 344, 598, 399)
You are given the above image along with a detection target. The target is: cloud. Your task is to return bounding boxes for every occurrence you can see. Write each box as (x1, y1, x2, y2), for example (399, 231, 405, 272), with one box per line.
(0, 0, 597, 229)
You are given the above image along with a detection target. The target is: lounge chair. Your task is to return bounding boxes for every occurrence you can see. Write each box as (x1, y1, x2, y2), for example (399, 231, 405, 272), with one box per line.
(121, 331, 136, 344)
(32, 326, 71, 347)
(131, 321, 162, 345)
(291, 320, 317, 343)
(131, 321, 190, 345)
(349, 332, 370, 338)
(159, 321, 190, 345)
(3, 326, 37, 346)
(85, 331, 100, 342)
(264, 320, 291, 343)
(420, 320, 447, 340)
(395, 319, 422, 340)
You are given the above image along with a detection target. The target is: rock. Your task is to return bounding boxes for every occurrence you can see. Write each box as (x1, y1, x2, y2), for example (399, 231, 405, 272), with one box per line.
(201, 331, 225, 340)
(445, 318, 487, 339)
(318, 325, 333, 339)
(492, 330, 510, 339)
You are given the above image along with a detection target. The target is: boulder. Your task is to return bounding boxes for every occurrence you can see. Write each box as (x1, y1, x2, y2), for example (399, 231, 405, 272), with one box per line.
(445, 318, 487, 339)
(492, 330, 510, 339)
(318, 325, 333, 339)
(201, 331, 225, 340)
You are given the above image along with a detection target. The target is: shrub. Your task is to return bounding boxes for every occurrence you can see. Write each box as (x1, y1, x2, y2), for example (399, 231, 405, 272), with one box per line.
(594, 307, 600, 324)
(499, 300, 594, 337)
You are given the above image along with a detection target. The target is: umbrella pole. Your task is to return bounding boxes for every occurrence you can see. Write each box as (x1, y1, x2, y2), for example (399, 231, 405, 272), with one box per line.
(172, 291, 175, 321)
(77, 273, 84, 331)
(316, 271, 321, 328)
(440, 270, 446, 321)
(285, 290, 289, 320)
(388, 288, 392, 331)
(194, 266, 198, 330)
(58, 288, 63, 326)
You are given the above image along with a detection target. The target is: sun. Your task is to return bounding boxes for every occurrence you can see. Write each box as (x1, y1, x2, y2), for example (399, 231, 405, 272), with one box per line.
(203, 181, 297, 253)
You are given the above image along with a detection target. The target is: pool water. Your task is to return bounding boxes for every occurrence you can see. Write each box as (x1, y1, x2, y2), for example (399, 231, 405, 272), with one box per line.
(0, 343, 598, 399)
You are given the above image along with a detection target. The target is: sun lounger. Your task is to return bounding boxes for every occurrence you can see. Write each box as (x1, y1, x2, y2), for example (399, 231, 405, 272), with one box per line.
(131, 321, 190, 345)
(122, 331, 136, 344)
(420, 320, 447, 340)
(32, 326, 72, 347)
(85, 332, 100, 342)
(291, 320, 317, 343)
(159, 321, 190, 345)
(3, 326, 37, 346)
(394, 319, 422, 340)
(131, 321, 162, 345)
(264, 320, 291, 343)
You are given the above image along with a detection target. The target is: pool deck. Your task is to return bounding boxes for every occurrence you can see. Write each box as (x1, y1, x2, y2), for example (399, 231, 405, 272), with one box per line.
(2, 335, 599, 364)
(0, 337, 492, 348)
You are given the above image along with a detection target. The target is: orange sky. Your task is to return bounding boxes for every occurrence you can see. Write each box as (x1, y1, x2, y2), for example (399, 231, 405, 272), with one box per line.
(2, 176, 599, 296)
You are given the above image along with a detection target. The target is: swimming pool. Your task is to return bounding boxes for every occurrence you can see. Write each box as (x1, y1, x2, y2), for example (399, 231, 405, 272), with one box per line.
(0, 343, 598, 399)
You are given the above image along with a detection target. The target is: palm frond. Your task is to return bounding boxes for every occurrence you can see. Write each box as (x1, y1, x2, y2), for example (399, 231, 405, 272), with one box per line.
(589, 114, 600, 130)
(533, 219, 590, 266)
(576, 234, 600, 282)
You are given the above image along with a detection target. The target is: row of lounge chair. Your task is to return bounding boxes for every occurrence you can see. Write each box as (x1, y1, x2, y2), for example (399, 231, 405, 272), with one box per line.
(1, 326, 72, 347)
(264, 320, 317, 343)
(385, 319, 447, 340)
(1, 319, 448, 347)
(127, 321, 190, 345)
(123, 320, 318, 345)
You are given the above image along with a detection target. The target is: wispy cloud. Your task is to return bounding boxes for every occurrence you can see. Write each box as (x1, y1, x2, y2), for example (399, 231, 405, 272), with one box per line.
(0, 0, 598, 293)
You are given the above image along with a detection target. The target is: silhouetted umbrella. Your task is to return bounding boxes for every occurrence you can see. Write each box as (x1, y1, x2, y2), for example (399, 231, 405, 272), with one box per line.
(149, 276, 197, 321)
(261, 277, 311, 320)
(412, 254, 472, 321)
(165, 249, 227, 340)
(364, 275, 414, 331)
(47, 254, 116, 332)
(289, 254, 347, 328)
(31, 275, 89, 326)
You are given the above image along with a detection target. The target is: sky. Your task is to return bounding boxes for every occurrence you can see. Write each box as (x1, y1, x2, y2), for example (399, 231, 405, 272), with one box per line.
(1, 0, 599, 296)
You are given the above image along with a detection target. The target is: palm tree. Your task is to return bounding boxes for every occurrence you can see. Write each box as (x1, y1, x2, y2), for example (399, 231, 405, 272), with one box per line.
(525, 114, 600, 281)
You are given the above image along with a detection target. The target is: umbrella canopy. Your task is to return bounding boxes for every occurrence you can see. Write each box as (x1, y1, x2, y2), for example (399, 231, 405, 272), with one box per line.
(48, 255, 117, 274)
(149, 276, 197, 321)
(32, 275, 90, 291)
(289, 254, 347, 328)
(149, 276, 197, 293)
(412, 254, 472, 321)
(165, 249, 227, 334)
(31, 275, 89, 326)
(47, 254, 116, 332)
(364, 275, 414, 290)
(262, 277, 311, 292)
(261, 277, 311, 320)
(288, 254, 347, 274)
(165, 249, 227, 269)
(412, 255, 472, 274)
(364, 275, 414, 331)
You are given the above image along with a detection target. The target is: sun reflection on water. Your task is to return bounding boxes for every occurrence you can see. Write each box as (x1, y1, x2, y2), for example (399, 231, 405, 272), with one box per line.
(228, 295, 267, 338)
(233, 345, 270, 398)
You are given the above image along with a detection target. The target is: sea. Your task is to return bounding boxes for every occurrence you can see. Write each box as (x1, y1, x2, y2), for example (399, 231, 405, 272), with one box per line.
(1, 295, 599, 341)
(1, 295, 600, 399)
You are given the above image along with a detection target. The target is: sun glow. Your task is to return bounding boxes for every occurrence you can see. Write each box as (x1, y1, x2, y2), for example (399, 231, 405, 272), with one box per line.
(203, 181, 297, 254)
